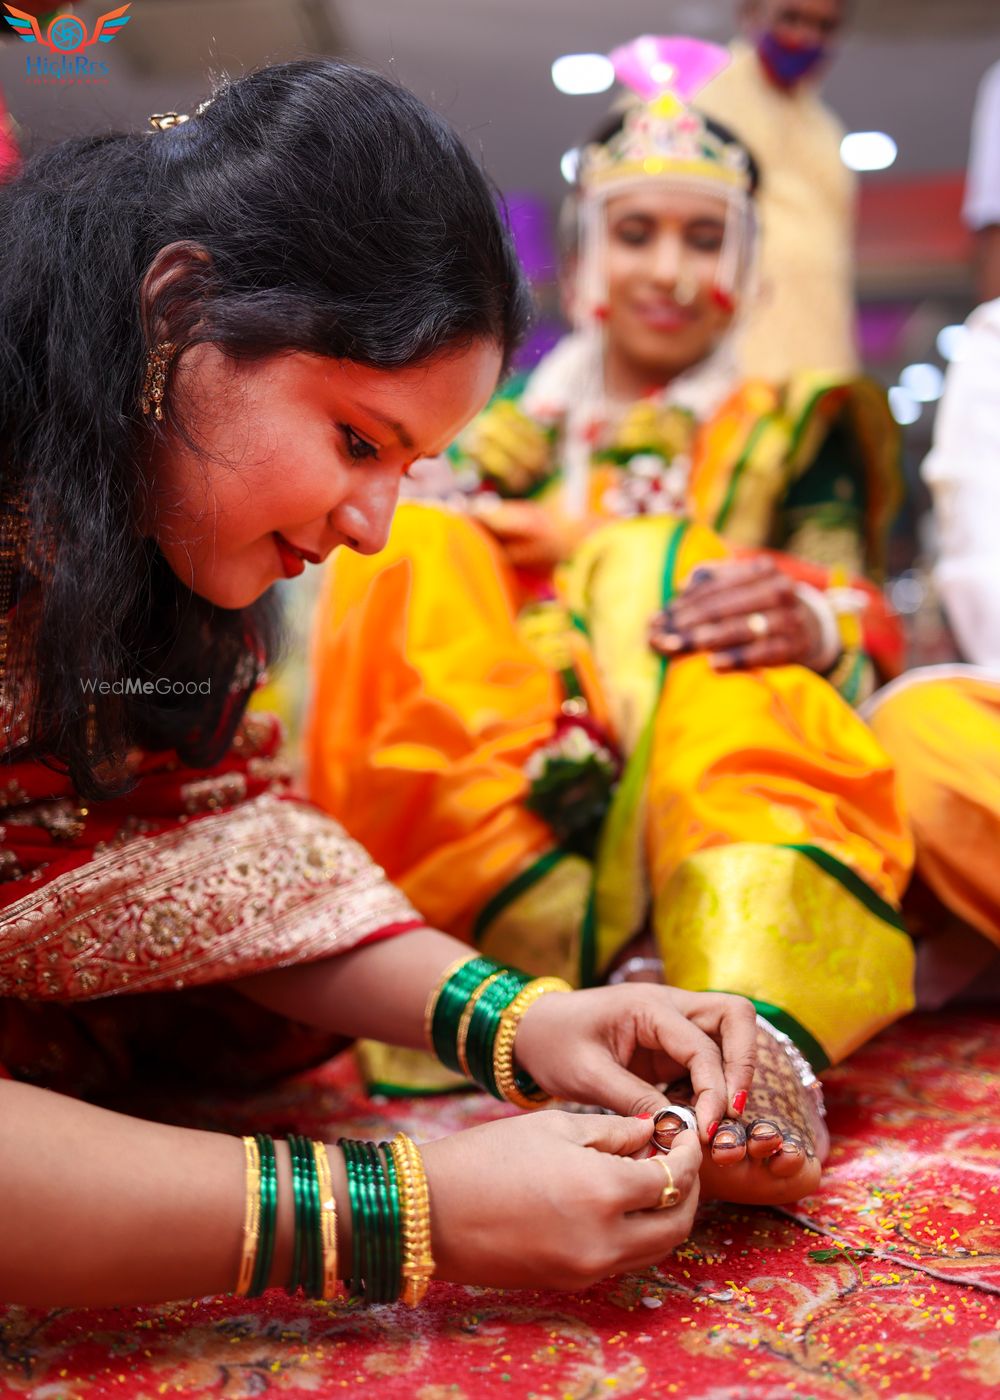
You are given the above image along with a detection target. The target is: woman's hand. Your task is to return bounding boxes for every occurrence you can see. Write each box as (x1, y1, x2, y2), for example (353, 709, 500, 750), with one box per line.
(513, 984, 757, 1138)
(421, 1112, 701, 1289)
(474, 499, 584, 571)
(649, 557, 823, 670)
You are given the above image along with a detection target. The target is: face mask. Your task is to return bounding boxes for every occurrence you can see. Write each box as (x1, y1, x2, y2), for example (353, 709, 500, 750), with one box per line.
(757, 31, 828, 86)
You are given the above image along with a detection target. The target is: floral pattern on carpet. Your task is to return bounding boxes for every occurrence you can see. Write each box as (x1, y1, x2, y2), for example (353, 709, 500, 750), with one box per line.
(1, 1010, 997, 1399)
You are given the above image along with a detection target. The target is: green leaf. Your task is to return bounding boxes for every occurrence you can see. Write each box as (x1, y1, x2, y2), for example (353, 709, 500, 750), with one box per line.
(808, 1247, 874, 1263)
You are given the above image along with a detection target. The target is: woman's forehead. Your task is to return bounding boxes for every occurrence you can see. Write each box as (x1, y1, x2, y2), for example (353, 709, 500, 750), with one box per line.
(606, 188, 729, 224)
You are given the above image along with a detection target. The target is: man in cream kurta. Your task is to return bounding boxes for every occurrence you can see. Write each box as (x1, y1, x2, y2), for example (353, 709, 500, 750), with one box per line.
(698, 1, 858, 381)
(921, 297, 1000, 665)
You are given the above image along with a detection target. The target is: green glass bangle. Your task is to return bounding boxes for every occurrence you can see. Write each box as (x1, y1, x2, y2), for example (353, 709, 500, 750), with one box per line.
(251, 1134, 277, 1297)
(364, 1143, 391, 1304)
(359, 1142, 390, 1304)
(339, 1140, 365, 1297)
(432, 957, 535, 1089)
(249, 1133, 277, 1297)
(342, 1139, 383, 1303)
(287, 1134, 304, 1293)
(431, 956, 498, 1073)
(378, 1142, 402, 1305)
(353, 1144, 378, 1303)
(466, 988, 504, 1096)
(288, 1134, 321, 1297)
(301, 1137, 323, 1299)
(465, 969, 529, 1098)
(478, 977, 548, 1102)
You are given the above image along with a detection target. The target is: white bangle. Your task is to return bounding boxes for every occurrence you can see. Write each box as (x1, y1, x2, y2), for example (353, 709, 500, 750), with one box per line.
(793, 582, 841, 673)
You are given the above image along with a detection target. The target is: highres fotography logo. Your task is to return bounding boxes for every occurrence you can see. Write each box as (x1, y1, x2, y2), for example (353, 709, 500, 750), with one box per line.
(4, 3, 132, 84)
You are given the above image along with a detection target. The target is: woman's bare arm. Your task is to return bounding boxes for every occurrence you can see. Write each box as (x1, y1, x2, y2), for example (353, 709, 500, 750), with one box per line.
(235, 926, 467, 1048)
(0, 1076, 316, 1306)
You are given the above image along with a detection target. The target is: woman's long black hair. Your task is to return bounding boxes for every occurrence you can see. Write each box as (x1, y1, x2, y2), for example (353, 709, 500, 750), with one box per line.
(0, 59, 531, 798)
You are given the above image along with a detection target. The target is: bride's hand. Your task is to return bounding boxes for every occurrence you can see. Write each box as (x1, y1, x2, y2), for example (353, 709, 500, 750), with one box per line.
(421, 1112, 701, 1289)
(649, 557, 822, 670)
(513, 984, 757, 1138)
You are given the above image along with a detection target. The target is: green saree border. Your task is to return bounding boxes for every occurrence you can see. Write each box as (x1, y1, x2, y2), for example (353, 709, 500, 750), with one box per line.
(472, 847, 598, 990)
(784, 843, 908, 934)
(706, 991, 831, 1072)
(751, 998, 831, 1073)
(590, 517, 691, 980)
(712, 415, 773, 533)
(580, 887, 597, 988)
(472, 849, 566, 945)
(365, 1079, 471, 1100)
(785, 382, 835, 465)
(657, 515, 690, 680)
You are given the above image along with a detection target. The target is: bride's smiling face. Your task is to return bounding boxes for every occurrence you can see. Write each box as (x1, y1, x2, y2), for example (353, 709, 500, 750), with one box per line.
(147, 341, 502, 609)
(603, 187, 737, 380)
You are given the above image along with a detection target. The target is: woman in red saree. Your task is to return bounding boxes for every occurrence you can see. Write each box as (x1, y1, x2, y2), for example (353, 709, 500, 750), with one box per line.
(0, 59, 764, 1309)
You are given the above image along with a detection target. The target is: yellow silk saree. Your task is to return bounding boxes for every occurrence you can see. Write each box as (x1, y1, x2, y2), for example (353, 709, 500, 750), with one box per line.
(307, 504, 913, 1080)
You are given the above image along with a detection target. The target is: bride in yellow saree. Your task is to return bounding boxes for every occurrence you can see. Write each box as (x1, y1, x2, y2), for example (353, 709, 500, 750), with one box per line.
(306, 39, 914, 1198)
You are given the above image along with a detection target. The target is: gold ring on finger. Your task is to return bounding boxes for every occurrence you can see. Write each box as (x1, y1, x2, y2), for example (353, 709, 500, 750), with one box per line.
(746, 611, 769, 639)
(655, 1158, 682, 1209)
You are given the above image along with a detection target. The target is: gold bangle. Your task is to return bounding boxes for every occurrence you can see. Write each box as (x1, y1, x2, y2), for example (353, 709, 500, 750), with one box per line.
(234, 1135, 261, 1296)
(389, 1132, 434, 1307)
(422, 954, 478, 1050)
(455, 970, 507, 1078)
(493, 977, 572, 1109)
(310, 1140, 340, 1300)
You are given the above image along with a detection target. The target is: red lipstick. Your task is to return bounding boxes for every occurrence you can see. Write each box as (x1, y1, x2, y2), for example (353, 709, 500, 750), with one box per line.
(274, 533, 308, 578)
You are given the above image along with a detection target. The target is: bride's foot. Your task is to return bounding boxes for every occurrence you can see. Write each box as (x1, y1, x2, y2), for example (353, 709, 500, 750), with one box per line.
(656, 1020, 829, 1206)
(608, 956, 828, 1205)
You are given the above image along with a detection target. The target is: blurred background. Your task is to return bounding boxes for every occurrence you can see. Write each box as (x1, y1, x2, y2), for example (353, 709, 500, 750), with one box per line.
(3, 0, 999, 659)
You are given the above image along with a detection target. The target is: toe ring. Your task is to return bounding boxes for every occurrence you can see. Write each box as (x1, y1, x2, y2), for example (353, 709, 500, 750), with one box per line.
(652, 1104, 698, 1151)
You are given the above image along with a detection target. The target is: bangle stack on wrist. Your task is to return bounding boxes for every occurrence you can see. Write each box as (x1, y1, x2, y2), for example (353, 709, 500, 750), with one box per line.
(233, 1131, 433, 1305)
(231, 955, 561, 1307)
(339, 1133, 434, 1306)
(233, 1132, 338, 1301)
(425, 955, 572, 1106)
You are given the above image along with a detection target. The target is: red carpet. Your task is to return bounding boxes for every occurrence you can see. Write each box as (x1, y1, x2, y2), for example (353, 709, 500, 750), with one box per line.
(1, 1010, 997, 1398)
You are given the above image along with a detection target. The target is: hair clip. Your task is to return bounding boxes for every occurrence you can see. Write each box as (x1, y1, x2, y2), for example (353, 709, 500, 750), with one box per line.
(148, 112, 190, 132)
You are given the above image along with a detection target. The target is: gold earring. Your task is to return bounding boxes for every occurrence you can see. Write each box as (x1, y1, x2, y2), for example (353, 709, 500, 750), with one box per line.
(141, 341, 176, 422)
